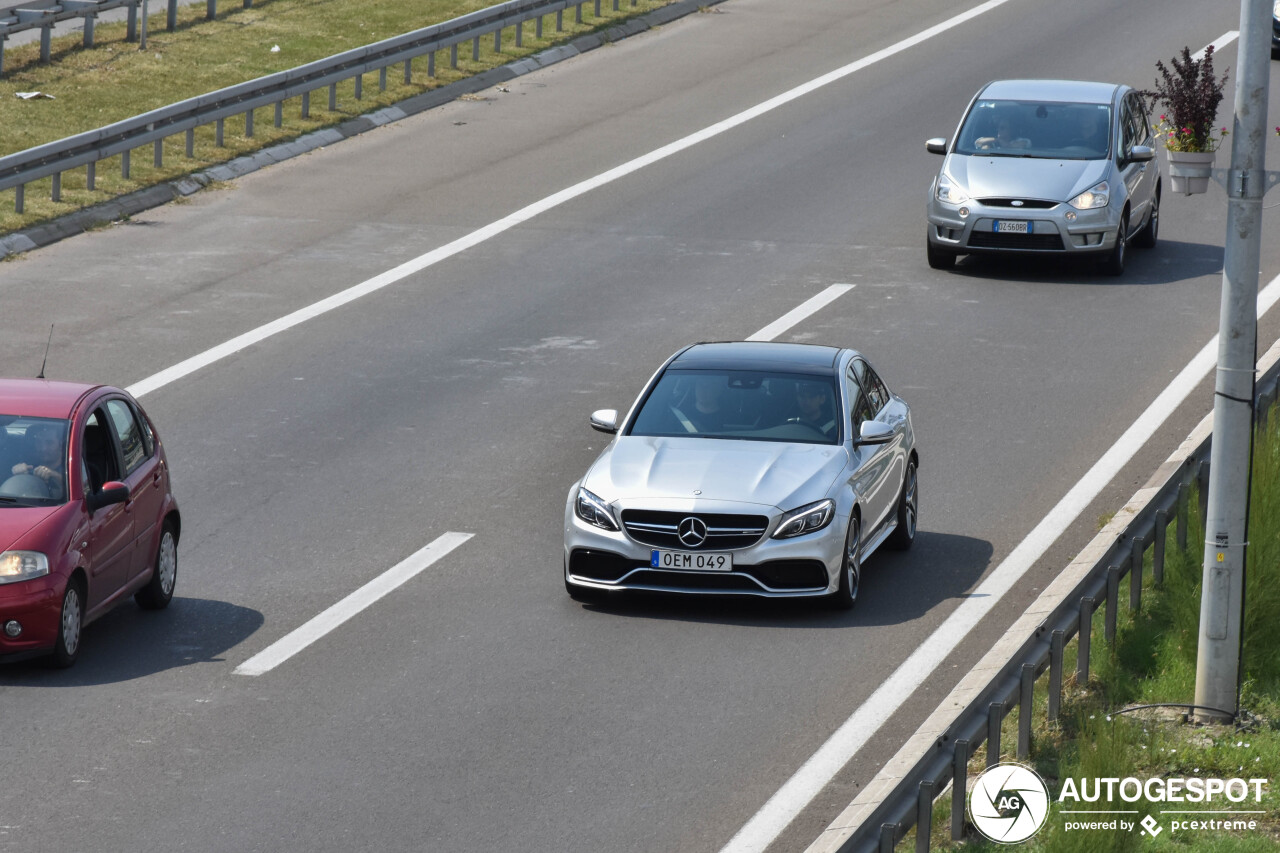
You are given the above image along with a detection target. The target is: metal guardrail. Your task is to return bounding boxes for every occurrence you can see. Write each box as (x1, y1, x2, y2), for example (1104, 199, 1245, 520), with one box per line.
(810, 339, 1280, 853)
(0, 0, 643, 211)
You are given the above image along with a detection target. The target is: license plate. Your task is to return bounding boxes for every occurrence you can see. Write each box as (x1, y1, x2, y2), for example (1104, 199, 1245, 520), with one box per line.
(651, 550, 733, 571)
(994, 220, 1031, 234)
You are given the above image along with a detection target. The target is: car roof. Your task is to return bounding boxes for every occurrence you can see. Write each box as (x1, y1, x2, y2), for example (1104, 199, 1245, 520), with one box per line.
(0, 378, 103, 419)
(669, 341, 844, 375)
(979, 79, 1121, 105)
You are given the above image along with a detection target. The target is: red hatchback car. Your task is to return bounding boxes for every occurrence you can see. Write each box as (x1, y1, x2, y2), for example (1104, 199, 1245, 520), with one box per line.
(0, 379, 180, 667)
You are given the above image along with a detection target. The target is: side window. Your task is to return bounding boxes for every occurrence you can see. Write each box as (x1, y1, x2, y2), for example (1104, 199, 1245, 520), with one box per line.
(1130, 95, 1152, 145)
(863, 365, 891, 413)
(82, 410, 121, 492)
(845, 365, 875, 435)
(105, 399, 148, 476)
(1119, 99, 1135, 155)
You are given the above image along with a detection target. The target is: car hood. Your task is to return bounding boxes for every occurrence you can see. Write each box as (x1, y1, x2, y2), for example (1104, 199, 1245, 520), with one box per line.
(947, 154, 1110, 202)
(0, 504, 62, 550)
(583, 436, 848, 510)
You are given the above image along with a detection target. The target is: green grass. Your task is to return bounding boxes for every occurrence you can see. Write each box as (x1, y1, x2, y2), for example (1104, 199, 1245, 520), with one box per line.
(912, 408, 1280, 851)
(0, 0, 678, 237)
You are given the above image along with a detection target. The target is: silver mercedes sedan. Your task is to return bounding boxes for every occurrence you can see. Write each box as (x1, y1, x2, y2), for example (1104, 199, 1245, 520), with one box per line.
(563, 342, 917, 608)
(925, 79, 1161, 275)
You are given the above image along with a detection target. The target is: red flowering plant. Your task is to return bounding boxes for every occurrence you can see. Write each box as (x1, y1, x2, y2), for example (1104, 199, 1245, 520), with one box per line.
(1143, 45, 1230, 153)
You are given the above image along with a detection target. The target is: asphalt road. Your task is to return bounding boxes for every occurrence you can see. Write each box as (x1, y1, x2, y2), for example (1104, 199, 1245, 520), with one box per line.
(1, 1, 1278, 851)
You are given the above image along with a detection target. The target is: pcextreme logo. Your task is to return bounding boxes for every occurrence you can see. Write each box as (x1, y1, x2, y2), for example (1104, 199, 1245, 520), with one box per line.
(969, 762, 1052, 844)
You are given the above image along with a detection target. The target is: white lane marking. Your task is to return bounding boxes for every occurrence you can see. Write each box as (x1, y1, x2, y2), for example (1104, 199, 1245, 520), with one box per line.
(233, 532, 473, 676)
(748, 285, 855, 341)
(126, 0, 1015, 401)
(1195, 31, 1238, 61)
(719, 275, 1280, 853)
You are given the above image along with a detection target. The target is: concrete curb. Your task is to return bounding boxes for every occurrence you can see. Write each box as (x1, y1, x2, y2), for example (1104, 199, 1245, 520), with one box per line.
(0, 0, 728, 259)
(804, 335, 1280, 853)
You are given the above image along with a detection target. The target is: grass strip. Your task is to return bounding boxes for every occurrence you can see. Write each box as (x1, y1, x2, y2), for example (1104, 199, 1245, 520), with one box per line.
(0, 0, 677, 238)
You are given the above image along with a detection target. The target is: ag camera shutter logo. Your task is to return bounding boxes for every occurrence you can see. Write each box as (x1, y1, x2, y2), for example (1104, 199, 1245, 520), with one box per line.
(969, 762, 1051, 844)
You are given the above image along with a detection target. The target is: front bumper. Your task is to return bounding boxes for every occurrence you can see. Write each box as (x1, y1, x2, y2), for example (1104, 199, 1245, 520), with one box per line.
(927, 198, 1120, 256)
(563, 496, 846, 599)
(0, 575, 62, 659)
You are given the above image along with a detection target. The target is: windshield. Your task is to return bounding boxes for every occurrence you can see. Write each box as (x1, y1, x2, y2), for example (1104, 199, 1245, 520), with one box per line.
(955, 99, 1112, 160)
(0, 416, 71, 506)
(627, 369, 841, 445)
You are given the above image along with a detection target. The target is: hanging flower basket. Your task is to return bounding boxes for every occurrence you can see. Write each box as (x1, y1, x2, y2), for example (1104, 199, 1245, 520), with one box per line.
(1166, 149, 1215, 195)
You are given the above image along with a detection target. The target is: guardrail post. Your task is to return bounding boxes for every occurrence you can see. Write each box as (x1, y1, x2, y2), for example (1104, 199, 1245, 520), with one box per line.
(378, 66, 387, 92)
(215, 118, 224, 147)
(409, 56, 417, 83)
(51, 172, 60, 203)
(121, 149, 131, 179)
(1049, 630, 1065, 723)
(185, 129, 193, 158)
(207, 0, 216, 21)
(1195, 459, 1210, 529)
(557, 9, 564, 30)
(14, 184, 23, 214)
(354, 74, 363, 100)
(536, 14, 543, 38)
(516, 20, 523, 48)
(1129, 536, 1144, 612)
(243, 0, 251, 7)
(328, 83, 337, 111)
(595, 0, 602, 16)
(1105, 566, 1120, 643)
(85, 14, 96, 48)
(302, 91, 311, 119)
(127, 3, 138, 42)
(614, 0, 620, 10)
(1177, 478, 1189, 550)
(1, 36, 6, 78)
(153, 139, 162, 168)
(1017, 663, 1034, 759)
(952, 739, 969, 840)
(472, 35, 480, 61)
(40, 25, 51, 63)
(494, 28, 501, 53)
(916, 780, 935, 853)
(168, 0, 177, 31)
(245, 108, 254, 138)
(986, 703, 1003, 768)
(274, 101, 283, 128)
(1077, 597, 1095, 685)
(451, 43, 458, 69)
(879, 823, 897, 853)
(87, 161, 96, 191)
(576, 3, 583, 24)
(1154, 509, 1169, 585)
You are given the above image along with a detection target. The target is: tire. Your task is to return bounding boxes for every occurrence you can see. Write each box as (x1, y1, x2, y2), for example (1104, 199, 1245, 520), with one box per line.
(927, 234, 956, 270)
(1134, 188, 1159, 249)
(136, 521, 177, 610)
(50, 579, 84, 668)
(886, 459, 918, 551)
(829, 514, 861, 610)
(1100, 212, 1127, 276)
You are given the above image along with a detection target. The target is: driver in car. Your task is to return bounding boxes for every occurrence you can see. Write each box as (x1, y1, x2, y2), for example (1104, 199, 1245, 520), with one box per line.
(790, 381, 837, 438)
(11, 424, 66, 495)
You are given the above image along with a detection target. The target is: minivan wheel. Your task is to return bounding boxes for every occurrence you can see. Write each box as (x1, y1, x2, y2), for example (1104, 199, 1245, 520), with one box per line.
(1134, 189, 1159, 249)
(1101, 213, 1128, 276)
(927, 234, 956, 269)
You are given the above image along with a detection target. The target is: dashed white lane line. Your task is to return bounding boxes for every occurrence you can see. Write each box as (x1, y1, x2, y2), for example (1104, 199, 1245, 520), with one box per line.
(234, 532, 473, 676)
(748, 285, 855, 341)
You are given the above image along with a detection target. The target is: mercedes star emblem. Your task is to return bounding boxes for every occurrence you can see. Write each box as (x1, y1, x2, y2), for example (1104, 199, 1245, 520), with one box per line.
(677, 517, 708, 547)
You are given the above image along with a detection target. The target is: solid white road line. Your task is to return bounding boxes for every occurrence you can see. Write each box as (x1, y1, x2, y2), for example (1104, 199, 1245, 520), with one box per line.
(718, 275, 1280, 853)
(233, 531, 473, 676)
(748, 285, 855, 342)
(125, 0, 1015, 401)
(1195, 31, 1238, 61)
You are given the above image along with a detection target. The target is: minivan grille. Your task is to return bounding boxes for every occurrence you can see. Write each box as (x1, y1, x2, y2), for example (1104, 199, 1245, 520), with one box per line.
(968, 231, 1065, 250)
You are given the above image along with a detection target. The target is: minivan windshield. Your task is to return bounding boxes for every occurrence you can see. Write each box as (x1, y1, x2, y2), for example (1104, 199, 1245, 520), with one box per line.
(0, 416, 70, 506)
(627, 370, 841, 445)
(955, 100, 1112, 160)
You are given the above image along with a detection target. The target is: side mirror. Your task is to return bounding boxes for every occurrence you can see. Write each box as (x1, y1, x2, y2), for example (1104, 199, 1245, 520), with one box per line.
(1128, 144, 1155, 163)
(925, 138, 948, 155)
(589, 409, 619, 435)
(86, 481, 129, 512)
(856, 421, 894, 446)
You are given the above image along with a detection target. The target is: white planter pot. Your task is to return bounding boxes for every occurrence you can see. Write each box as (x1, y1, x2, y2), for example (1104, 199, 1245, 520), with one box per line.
(1165, 150, 1216, 195)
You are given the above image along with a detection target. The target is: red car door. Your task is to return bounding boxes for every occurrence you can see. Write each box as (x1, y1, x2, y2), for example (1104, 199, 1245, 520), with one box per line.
(79, 407, 134, 613)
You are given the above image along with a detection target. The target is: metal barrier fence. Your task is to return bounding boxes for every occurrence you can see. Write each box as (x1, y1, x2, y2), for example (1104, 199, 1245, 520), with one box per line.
(0, 0, 643, 212)
(808, 339, 1280, 853)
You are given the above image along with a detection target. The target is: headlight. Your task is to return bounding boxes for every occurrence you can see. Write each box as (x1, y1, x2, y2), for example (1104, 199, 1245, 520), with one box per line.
(1274, 0, 1279, 17)
(935, 175, 969, 205)
(574, 487, 619, 532)
(772, 500, 835, 539)
(1068, 181, 1109, 210)
(0, 551, 49, 585)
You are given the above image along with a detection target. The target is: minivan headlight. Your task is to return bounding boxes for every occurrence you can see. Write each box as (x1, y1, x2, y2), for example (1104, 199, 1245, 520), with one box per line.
(0, 551, 49, 585)
(574, 487, 619, 532)
(773, 500, 835, 539)
(935, 175, 969, 205)
(1068, 181, 1110, 210)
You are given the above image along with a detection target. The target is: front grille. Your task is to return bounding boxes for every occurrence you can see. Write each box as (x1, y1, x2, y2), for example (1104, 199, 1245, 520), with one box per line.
(968, 231, 1065, 250)
(629, 570, 762, 592)
(620, 510, 769, 550)
(976, 198, 1058, 209)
